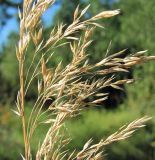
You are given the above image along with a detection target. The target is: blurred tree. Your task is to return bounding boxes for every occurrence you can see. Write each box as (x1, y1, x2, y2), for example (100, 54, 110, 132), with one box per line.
(0, 0, 61, 103)
(0, 32, 38, 103)
(0, 0, 22, 27)
(115, 0, 155, 105)
(0, 33, 19, 103)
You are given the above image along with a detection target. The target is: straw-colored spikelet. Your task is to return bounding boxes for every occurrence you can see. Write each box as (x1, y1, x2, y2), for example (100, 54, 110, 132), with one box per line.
(91, 9, 120, 20)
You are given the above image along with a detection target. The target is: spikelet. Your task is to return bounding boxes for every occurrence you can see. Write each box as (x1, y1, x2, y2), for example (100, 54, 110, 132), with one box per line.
(91, 9, 120, 20)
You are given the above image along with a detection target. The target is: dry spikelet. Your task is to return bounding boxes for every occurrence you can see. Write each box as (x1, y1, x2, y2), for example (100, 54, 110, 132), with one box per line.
(41, 57, 47, 77)
(91, 9, 120, 21)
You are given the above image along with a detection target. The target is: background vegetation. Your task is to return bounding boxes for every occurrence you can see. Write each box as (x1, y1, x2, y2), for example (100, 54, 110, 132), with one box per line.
(0, 0, 155, 159)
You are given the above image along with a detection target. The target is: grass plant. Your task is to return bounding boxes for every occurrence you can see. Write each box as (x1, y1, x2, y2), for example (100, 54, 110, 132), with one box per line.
(14, 0, 155, 159)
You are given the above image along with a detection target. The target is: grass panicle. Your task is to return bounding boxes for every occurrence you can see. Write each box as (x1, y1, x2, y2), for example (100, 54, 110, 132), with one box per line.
(14, 1, 155, 160)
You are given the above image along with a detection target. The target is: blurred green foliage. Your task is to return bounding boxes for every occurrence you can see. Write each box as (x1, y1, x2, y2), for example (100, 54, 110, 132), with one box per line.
(0, 104, 49, 160)
(1, 105, 154, 160)
(66, 106, 155, 160)
(0, 0, 155, 159)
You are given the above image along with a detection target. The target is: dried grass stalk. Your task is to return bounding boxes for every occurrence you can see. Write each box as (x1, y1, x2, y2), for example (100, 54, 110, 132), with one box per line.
(14, 1, 155, 160)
